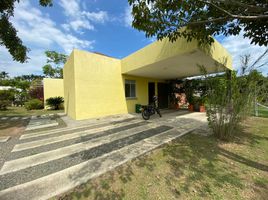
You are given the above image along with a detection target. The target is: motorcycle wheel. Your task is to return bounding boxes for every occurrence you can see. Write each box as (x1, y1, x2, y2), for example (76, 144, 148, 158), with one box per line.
(142, 110, 150, 120)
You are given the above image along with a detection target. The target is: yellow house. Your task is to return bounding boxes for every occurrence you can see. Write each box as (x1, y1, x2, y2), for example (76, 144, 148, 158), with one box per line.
(44, 36, 232, 120)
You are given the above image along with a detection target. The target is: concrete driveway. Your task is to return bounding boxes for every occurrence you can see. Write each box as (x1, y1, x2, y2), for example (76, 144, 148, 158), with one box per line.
(0, 110, 207, 200)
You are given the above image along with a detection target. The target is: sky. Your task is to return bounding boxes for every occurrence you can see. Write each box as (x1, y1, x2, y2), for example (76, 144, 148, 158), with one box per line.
(0, 0, 267, 77)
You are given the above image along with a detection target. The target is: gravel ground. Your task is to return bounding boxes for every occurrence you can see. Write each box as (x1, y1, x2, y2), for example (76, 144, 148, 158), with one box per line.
(19, 118, 136, 143)
(0, 137, 20, 169)
(0, 125, 172, 190)
(8, 121, 148, 161)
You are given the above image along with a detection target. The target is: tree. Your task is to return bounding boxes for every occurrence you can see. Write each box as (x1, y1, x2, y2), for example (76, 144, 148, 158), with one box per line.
(129, 0, 268, 46)
(42, 51, 67, 78)
(0, 0, 53, 63)
(0, 71, 9, 79)
(15, 74, 44, 82)
(201, 49, 268, 140)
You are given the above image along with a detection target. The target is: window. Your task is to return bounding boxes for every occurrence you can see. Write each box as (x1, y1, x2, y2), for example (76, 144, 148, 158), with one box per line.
(125, 80, 136, 98)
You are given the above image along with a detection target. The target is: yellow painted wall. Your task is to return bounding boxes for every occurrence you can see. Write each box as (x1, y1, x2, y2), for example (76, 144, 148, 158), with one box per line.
(63, 51, 76, 119)
(43, 78, 64, 108)
(71, 49, 128, 120)
(123, 75, 165, 113)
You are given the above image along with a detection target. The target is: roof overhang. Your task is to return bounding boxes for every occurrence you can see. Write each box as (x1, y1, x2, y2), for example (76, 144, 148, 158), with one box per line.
(121, 36, 232, 80)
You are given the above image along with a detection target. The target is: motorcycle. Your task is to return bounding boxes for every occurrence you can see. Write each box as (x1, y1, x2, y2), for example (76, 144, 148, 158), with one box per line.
(141, 96, 162, 120)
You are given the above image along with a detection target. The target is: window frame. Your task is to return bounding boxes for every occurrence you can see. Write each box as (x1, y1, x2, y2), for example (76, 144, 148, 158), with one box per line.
(125, 79, 136, 99)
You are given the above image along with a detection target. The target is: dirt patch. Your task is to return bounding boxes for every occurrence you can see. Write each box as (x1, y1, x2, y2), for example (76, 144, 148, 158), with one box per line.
(0, 120, 28, 137)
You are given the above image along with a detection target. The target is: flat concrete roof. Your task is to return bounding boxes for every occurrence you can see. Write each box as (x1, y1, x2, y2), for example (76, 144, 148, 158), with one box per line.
(121, 37, 232, 79)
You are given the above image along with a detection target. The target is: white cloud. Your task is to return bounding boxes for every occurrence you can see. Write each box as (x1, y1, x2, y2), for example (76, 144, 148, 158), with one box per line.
(59, 0, 81, 17)
(0, 0, 94, 76)
(12, 0, 94, 53)
(220, 33, 268, 74)
(82, 11, 108, 23)
(59, 0, 109, 33)
(124, 6, 133, 27)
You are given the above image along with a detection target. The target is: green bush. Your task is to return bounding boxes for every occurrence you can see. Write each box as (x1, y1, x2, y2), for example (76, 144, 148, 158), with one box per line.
(200, 66, 256, 140)
(25, 99, 44, 110)
(46, 96, 64, 110)
(0, 100, 10, 110)
(0, 90, 14, 110)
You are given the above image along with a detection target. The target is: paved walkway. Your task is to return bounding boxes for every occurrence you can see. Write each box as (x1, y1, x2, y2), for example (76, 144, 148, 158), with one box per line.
(0, 116, 30, 121)
(0, 111, 207, 200)
(25, 115, 59, 131)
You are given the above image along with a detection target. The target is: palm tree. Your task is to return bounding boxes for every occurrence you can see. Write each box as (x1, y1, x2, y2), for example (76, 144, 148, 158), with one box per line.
(0, 71, 9, 79)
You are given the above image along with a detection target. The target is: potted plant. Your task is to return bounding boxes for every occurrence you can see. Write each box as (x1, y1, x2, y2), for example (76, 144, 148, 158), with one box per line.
(187, 94, 194, 111)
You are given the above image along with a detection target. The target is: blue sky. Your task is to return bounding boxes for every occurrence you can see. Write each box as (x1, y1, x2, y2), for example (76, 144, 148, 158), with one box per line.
(0, 0, 267, 76)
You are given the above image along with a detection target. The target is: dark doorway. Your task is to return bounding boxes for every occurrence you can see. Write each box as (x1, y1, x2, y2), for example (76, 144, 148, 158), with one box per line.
(148, 82, 155, 104)
(157, 83, 169, 109)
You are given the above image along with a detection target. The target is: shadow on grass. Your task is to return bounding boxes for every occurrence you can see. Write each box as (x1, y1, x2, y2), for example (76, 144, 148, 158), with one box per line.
(161, 135, 245, 197)
(219, 148, 268, 172)
(161, 122, 268, 198)
(61, 155, 157, 200)
(232, 120, 268, 147)
(58, 181, 125, 200)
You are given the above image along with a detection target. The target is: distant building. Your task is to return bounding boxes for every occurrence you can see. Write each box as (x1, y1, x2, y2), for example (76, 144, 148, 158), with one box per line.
(0, 86, 22, 92)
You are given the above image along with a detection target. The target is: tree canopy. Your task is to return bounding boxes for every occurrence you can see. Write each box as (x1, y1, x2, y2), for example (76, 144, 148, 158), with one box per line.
(42, 51, 67, 78)
(0, 0, 53, 63)
(129, 0, 268, 46)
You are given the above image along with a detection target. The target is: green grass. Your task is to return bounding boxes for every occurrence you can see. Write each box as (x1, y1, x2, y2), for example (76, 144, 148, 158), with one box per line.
(0, 106, 64, 117)
(56, 117, 268, 200)
(257, 106, 268, 118)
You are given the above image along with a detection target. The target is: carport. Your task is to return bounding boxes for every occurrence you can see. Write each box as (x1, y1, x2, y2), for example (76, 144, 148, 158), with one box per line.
(121, 37, 232, 109)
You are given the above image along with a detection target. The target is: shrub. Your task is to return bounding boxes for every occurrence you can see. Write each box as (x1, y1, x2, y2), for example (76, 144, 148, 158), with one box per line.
(0, 90, 14, 110)
(0, 100, 10, 110)
(29, 86, 44, 101)
(200, 66, 255, 140)
(46, 96, 64, 110)
(25, 99, 44, 110)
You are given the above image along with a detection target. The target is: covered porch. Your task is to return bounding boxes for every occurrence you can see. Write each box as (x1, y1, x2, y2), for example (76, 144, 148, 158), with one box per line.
(121, 36, 232, 111)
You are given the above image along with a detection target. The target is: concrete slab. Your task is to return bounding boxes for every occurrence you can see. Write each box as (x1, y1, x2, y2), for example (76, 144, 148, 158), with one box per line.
(25, 122, 58, 131)
(0, 136, 10, 143)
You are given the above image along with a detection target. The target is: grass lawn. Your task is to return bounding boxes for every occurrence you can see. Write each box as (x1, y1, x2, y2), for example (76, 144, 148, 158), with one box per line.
(257, 106, 268, 118)
(0, 106, 64, 117)
(56, 117, 268, 200)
